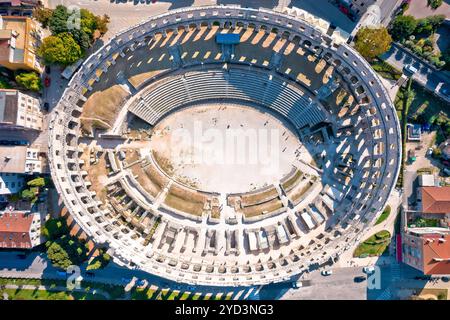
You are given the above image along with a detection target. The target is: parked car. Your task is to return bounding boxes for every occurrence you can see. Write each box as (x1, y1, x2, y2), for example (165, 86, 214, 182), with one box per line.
(354, 276, 366, 283)
(404, 64, 418, 75)
(44, 77, 51, 87)
(443, 168, 450, 177)
(291, 281, 303, 289)
(363, 266, 375, 274)
(321, 270, 333, 276)
(427, 148, 433, 156)
(45, 65, 51, 74)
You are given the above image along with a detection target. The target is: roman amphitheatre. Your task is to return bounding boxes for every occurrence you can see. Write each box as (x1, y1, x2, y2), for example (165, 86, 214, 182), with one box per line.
(48, 6, 402, 286)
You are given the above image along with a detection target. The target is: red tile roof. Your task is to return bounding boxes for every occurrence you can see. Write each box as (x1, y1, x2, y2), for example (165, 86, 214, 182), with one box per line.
(0, 211, 33, 249)
(422, 234, 450, 275)
(421, 187, 450, 214)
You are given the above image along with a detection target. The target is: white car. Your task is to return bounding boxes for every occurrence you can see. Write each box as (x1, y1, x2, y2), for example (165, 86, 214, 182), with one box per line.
(321, 270, 333, 276)
(363, 266, 375, 274)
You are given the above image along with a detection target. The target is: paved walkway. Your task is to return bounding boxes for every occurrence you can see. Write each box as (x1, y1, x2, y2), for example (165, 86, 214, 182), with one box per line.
(405, 0, 450, 20)
(337, 189, 402, 268)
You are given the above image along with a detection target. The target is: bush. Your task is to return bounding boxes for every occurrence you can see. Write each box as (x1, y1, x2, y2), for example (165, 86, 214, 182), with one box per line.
(32, 7, 54, 28)
(432, 147, 442, 158)
(428, 0, 443, 9)
(15, 71, 42, 91)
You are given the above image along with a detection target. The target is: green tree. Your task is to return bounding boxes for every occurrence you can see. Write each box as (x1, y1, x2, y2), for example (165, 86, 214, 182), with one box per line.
(32, 7, 54, 28)
(426, 14, 445, 30)
(21, 189, 35, 201)
(0, 77, 12, 89)
(428, 0, 443, 9)
(355, 27, 392, 61)
(87, 252, 110, 270)
(390, 15, 417, 41)
(27, 177, 45, 187)
(38, 33, 82, 66)
(15, 71, 42, 91)
(46, 235, 88, 270)
(42, 218, 69, 240)
(46, 5, 109, 51)
(415, 19, 433, 36)
(48, 5, 70, 35)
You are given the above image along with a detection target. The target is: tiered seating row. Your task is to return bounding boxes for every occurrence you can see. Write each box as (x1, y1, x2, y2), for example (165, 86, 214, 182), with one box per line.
(129, 68, 327, 129)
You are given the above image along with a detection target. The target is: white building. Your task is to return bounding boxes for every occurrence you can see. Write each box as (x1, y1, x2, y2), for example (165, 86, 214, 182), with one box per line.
(0, 89, 43, 131)
(0, 173, 24, 201)
(0, 145, 44, 175)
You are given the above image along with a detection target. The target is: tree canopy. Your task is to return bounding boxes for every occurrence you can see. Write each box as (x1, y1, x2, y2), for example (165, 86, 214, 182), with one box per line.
(47, 5, 109, 51)
(42, 218, 69, 240)
(355, 27, 392, 61)
(46, 235, 88, 270)
(32, 7, 54, 28)
(38, 33, 82, 66)
(15, 71, 42, 91)
(27, 177, 45, 188)
(38, 5, 109, 65)
(390, 15, 418, 41)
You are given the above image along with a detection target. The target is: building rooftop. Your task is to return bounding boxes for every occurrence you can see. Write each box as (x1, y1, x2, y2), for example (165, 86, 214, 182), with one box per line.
(422, 233, 450, 275)
(0, 16, 42, 73)
(0, 89, 19, 124)
(421, 186, 450, 214)
(0, 211, 33, 249)
(418, 174, 435, 187)
(0, 145, 26, 173)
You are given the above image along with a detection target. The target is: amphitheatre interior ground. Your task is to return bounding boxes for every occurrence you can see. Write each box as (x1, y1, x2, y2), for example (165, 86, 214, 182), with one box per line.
(147, 103, 310, 193)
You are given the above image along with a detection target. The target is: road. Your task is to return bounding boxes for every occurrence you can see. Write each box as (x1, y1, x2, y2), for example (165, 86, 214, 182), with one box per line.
(2, 250, 446, 300)
(280, 267, 368, 300)
(379, 0, 403, 26)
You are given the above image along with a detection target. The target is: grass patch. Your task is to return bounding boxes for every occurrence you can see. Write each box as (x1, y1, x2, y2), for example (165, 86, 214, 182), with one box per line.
(375, 205, 391, 225)
(370, 59, 402, 81)
(408, 82, 449, 125)
(80, 85, 130, 134)
(353, 230, 391, 258)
